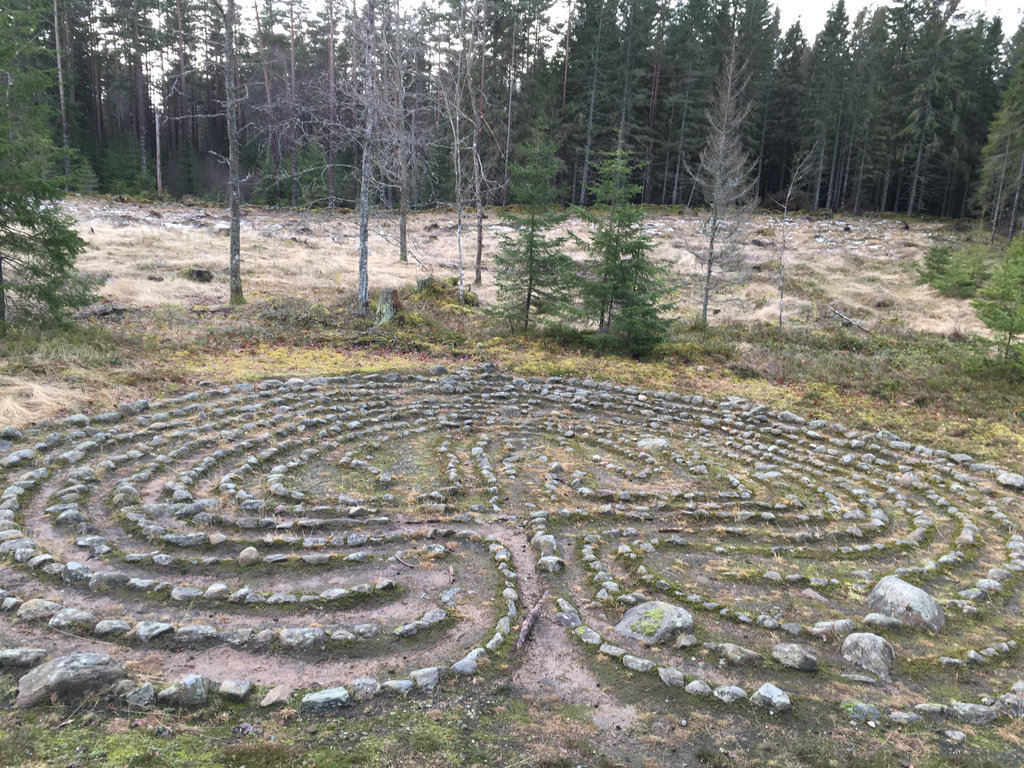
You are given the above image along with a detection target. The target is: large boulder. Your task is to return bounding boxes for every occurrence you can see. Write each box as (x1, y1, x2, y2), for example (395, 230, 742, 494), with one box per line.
(17, 653, 126, 707)
(841, 633, 895, 683)
(614, 601, 693, 645)
(867, 575, 945, 632)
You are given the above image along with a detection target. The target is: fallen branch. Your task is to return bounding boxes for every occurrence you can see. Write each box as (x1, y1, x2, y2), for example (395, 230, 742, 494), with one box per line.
(515, 589, 549, 652)
(826, 305, 871, 333)
(394, 554, 415, 568)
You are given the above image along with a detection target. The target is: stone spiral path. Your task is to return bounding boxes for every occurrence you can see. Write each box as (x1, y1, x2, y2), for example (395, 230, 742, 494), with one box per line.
(1, 367, 1023, 726)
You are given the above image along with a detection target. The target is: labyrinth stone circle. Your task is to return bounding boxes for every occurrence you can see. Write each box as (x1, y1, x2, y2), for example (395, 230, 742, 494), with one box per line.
(1, 367, 1024, 727)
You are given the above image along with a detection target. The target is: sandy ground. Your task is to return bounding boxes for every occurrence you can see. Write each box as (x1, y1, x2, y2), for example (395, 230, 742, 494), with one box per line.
(64, 196, 983, 336)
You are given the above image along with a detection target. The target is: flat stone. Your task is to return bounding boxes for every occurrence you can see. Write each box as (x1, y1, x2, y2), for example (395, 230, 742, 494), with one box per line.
(219, 680, 253, 701)
(94, 619, 132, 638)
(713, 685, 747, 703)
(0, 648, 48, 667)
(842, 700, 881, 721)
(351, 677, 380, 700)
(279, 627, 327, 650)
(130, 621, 175, 643)
(17, 599, 62, 622)
(260, 684, 294, 707)
(949, 701, 997, 724)
(382, 679, 415, 694)
(16, 653, 126, 707)
(301, 687, 352, 714)
(863, 613, 904, 631)
(48, 608, 98, 632)
(622, 655, 656, 672)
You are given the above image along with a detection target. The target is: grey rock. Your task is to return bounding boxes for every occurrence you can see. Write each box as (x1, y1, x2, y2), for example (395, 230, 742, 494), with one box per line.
(949, 701, 997, 724)
(61, 562, 93, 583)
(863, 613, 904, 631)
(842, 700, 881, 721)
(219, 680, 253, 701)
(382, 679, 415, 695)
(713, 685, 747, 704)
(657, 666, 686, 687)
(237, 546, 261, 566)
(841, 632, 895, 683)
(126, 683, 155, 707)
(0, 648, 48, 667)
(995, 691, 1024, 717)
(94, 619, 132, 638)
(411, 666, 442, 691)
(48, 608, 98, 633)
(130, 621, 175, 643)
(16, 653, 126, 707)
(685, 679, 712, 697)
(613, 601, 693, 645)
(351, 677, 381, 700)
(88, 571, 131, 591)
(719, 643, 761, 666)
(622, 655, 656, 673)
(772, 643, 818, 672)
(996, 471, 1024, 491)
(889, 711, 922, 726)
(259, 684, 293, 707)
(866, 575, 945, 632)
(751, 683, 791, 712)
(279, 627, 327, 650)
(16, 599, 62, 622)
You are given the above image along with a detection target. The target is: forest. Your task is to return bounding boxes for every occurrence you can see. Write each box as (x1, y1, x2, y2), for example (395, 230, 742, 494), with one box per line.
(13, 0, 1024, 229)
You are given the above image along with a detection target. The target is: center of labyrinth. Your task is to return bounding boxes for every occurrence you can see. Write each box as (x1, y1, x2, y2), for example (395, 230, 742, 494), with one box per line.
(1, 368, 1023, 725)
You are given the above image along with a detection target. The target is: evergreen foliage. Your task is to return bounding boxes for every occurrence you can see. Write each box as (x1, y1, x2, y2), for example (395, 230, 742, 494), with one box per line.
(576, 151, 671, 357)
(973, 239, 1024, 366)
(492, 135, 572, 332)
(0, 0, 94, 334)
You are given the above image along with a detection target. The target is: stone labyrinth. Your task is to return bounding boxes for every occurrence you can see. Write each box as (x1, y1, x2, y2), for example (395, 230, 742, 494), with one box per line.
(1, 366, 1024, 728)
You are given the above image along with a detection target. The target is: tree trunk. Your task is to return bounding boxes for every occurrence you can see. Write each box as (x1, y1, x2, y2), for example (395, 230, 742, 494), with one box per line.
(327, 0, 337, 207)
(53, 0, 70, 184)
(579, 13, 604, 206)
(289, 0, 299, 206)
(224, 0, 244, 305)
(907, 123, 925, 216)
(131, 0, 147, 173)
(472, 0, 487, 285)
(154, 106, 162, 197)
(1007, 150, 1024, 245)
(0, 254, 6, 335)
(991, 133, 1011, 243)
(357, 0, 376, 315)
(503, 20, 516, 205)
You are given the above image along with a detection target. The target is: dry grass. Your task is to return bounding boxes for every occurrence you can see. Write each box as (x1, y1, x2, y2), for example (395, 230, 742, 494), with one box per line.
(65, 196, 983, 336)
(0, 376, 81, 425)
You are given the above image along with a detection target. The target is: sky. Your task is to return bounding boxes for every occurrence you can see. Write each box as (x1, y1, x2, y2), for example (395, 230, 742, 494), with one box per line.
(775, 0, 1024, 39)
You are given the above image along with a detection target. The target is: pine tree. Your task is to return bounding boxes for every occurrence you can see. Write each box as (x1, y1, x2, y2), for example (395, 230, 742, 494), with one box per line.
(492, 133, 571, 332)
(0, 0, 94, 333)
(577, 151, 670, 356)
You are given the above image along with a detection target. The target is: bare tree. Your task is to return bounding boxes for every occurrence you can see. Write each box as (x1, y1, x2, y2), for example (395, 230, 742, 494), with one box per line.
(356, 0, 377, 315)
(776, 145, 817, 328)
(691, 43, 757, 326)
(219, 0, 244, 304)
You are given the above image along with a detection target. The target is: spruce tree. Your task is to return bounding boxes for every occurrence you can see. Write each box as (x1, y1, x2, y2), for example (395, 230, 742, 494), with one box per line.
(492, 136, 571, 332)
(973, 240, 1024, 365)
(577, 150, 670, 356)
(0, 0, 93, 334)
